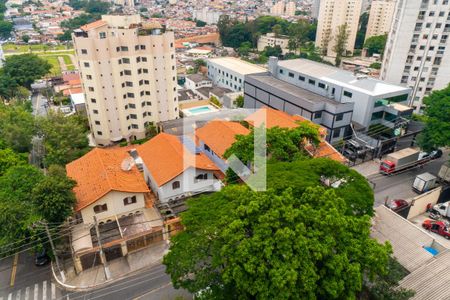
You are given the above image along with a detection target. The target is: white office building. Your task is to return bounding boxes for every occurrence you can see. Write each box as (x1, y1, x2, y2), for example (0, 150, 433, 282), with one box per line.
(381, 0, 450, 112)
(206, 57, 266, 92)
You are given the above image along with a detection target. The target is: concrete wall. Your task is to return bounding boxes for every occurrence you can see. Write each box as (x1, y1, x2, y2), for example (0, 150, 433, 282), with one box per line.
(407, 187, 442, 219)
(80, 191, 146, 224)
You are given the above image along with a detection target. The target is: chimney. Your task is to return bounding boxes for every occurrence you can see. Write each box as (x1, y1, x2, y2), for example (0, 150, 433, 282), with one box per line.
(268, 56, 278, 75)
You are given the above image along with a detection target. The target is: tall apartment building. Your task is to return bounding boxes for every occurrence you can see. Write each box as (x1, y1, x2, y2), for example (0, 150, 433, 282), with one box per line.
(73, 15, 179, 146)
(381, 0, 450, 111)
(270, 1, 296, 16)
(311, 0, 321, 19)
(315, 0, 362, 57)
(365, 0, 396, 41)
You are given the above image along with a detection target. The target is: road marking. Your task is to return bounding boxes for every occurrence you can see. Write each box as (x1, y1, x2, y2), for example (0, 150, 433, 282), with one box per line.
(25, 286, 30, 300)
(14, 290, 20, 300)
(34, 283, 39, 300)
(42, 280, 47, 300)
(133, 282, 172, 300)
(7, 293, 12, 300)
(51, 282, 56, 300)
(10, 253, 19, 287)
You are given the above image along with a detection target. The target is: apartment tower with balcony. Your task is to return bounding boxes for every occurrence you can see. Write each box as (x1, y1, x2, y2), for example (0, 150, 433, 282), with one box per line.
(381, 0, 450, 112)
(73, 15, 179, 146)
(315, 0, 362, 57)
(365, 0, 396, 41)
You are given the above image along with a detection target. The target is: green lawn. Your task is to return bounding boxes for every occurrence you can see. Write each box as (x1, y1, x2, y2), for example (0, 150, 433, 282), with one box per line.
(2, 43, 72, 53)
(62, 55, 72, 65)
(41, 55, 61, 76)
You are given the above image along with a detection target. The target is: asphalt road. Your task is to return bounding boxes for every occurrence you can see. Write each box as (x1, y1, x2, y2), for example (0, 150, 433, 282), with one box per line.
(31, 92, 48, 117)
(368, 150, 449, 207)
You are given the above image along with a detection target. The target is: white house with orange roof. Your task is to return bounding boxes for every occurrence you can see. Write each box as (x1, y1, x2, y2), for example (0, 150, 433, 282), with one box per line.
(195, 120, 250, 172)
(137, 133, 222, 203)
(66, 146, 166, 272)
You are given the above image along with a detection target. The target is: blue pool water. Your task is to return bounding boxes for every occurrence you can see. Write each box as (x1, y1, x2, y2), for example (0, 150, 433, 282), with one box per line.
(188, 106, 212, 114)
(424, 246, 439, 256)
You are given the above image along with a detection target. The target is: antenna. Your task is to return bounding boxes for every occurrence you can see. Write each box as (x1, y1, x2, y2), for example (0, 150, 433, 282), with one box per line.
(121, 157, 135, 171)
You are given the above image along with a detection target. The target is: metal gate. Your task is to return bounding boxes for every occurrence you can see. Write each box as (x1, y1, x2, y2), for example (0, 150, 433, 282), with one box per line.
(80, 252, 101, 271)
(104, 245, 123, 262)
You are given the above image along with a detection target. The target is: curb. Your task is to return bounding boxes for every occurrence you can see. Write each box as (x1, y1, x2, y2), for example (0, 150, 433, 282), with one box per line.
(52, 243, 169, 292)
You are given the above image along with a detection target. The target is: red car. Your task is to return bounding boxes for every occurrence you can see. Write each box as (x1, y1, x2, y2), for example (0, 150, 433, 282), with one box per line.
(422, 219, 450, 239)
(386, 199, 409, 212)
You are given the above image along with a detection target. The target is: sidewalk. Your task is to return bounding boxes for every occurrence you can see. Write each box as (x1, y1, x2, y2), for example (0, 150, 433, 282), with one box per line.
(351, 159, 381, 178)
(55, 240, 169, 291)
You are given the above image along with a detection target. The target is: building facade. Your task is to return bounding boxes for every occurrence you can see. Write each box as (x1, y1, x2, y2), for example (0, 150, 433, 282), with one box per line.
(73, 15, 179, 146)
(315, 0, 362, 56)
(257, 33, 290, 54)
(206, 57, 266, 92)
(244, 58, 411, 143)
(381, 0, 450, 112)
(365, 0, 396, 41)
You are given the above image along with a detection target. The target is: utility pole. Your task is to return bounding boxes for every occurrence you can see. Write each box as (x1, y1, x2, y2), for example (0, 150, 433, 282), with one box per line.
(93, 216, 111, 280)
(42, 221, 66, 282)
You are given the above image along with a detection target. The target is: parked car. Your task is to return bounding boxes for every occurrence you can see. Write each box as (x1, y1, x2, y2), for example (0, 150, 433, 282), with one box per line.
(386, 199, 410, 212)
(35, 249, 50, 266)
(422, 219, 450, 239)
(430, 149, 443, 159)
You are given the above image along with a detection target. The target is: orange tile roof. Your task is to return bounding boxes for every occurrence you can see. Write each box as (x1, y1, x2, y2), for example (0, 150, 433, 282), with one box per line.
(80, 20, 107, 31)
(66, 148, 150, 211)
(137, 133, 219, 187)
(63, 87, 83, 96)
(246, 108, 346, 163)
(245, 107, 308, 129)
(195, 121, 250, 158)
(176, 33, 220, 45)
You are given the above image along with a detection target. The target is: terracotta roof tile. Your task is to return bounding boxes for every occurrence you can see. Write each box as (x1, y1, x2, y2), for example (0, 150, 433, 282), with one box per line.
(66, 148, 150, 211)
(195, 120, 250, 158)
(246, 108, 346, 163)
(137, 133, 219, 187)
(80, 20, 107, 31)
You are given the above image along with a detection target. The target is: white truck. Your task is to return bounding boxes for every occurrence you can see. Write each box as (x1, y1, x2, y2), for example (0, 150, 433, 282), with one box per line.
(438, 162, 450, 183)
(432, 202, 450, 219)
(413, 173, 437, 194)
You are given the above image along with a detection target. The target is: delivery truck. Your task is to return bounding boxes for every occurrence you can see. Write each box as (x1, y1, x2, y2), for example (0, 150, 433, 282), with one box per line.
(438, 162, 450, 183)
(379, 148, 425, 175)
(412, 172, 437, 193)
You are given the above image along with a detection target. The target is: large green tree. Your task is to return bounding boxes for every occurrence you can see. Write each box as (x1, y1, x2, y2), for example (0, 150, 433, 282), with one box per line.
(0, 19, 13, 39)
(36, 112, 90, 166)
(0, 148, 27, 176)
(417, 85, 450, 151)
(333, 23, 350, 66)
(0, 102, 36, 153)
(164, 184, 391, 299)
(32, 165, 76, 224)
(0, 54, 51, 90)
(364, 34, 387, 57)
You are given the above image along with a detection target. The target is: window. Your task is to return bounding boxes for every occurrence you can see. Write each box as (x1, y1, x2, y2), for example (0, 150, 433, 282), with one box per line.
(172, 181, 180, 189)
(93, 109, 98, 114)
(86, 75, 92, 80)
(91, 98, 96, 103)
(143, 68, 148, 73)
(122, 58, 130, 64)
(88, 87, 94, 92)
(195, 173, 208, 181)
(130, 114, 137, 119)
(131, 124, 138, 129)
(123, 196, 137, 205)
(81, 49, 87, 54)
(120, 46, 128, 51)
(84, 62, 90, 67)
(204, 144, 210, 151)
(93, 204, 107, 213)
(308, 79, 315, 85)
(129, 103, 136, 108)
(142, 57, 147, 62)
(288, 72, 294, 78)
(279, 69, 284, 74)
(336, 113, 344, 121)
(97, 131, 102, 135)
(126, 81, 133, 87)
(299, 75, 305, 81)
(314, 111, 322, 119)
(318, 82, 326, 89)
(343, 91, 352, 98)
(124, 70, 132, 75)
(127, 92, 135, 98)
(95, 120, 100, 125)
(332, 129, 341, 138)
(140, 45, 146, 50)
(99, 32, 106, 39)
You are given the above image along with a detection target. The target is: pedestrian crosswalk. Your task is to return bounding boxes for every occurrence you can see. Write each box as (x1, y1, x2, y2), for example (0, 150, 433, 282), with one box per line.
(0, 281, 60, 300)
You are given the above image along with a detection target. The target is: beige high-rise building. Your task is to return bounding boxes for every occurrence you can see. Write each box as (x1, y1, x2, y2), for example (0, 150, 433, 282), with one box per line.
(315, 0, 362, 57)
(365, 0, 396, 41)
(270, 1, 285, 16)
(285, 1, 296, 16)
(72, 15, 179, 146)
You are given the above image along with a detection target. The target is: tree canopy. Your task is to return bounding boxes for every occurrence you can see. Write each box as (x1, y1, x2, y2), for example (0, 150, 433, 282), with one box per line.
(364, 34, 387, 57)
(333, 23, 349, 66)
(0, 102, 36, 152)
(0, 19, 13, 39)
(164, 179, 390, 299)
(417, 84, 450, 151)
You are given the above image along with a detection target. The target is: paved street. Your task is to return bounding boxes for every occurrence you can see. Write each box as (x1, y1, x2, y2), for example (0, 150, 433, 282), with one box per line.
(31, 92, 48, 117)
(0, 252, 65, 300)
(367, 150, 449, 207)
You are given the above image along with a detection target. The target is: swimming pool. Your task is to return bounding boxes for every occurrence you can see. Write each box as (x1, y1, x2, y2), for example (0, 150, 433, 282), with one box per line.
(182, 105, 218, 117)
(188, 106, 212, 114)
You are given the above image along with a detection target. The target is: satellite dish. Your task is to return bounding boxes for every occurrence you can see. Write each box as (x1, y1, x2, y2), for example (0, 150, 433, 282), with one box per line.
(121, 157, 135, 171)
